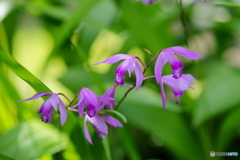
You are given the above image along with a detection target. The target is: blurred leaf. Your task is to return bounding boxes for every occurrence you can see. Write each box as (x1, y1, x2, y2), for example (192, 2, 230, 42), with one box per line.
(193, 61, 240, 126)
(26, 4, 70, 20)
(0, 154, 14, 160)
(118, 126, 141, 160)
(118, 87, 204, 160)
(0, 46, 51, 96)
(70, 121, 94, 160)
(0, 0, 18, 22)
(84, 0, 118, 29)
(102, 137, 112, 160)
(209, 2, 240, 7)
(216, 107, 240, 151)
(50, 0, 99, 57)
(119, 0, 174, 53)
(58, 65, 93, 92)
(0, 120, 67, 160)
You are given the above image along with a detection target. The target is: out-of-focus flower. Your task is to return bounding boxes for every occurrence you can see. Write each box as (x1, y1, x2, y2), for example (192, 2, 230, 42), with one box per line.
(84, 114, 123, 144)
(193, 0, 209, 3)
(93, 54, 143, 90)
(70, 87, 114, 118)
(154, 46, 202, 82)
(18, 92, 67, 125)
(159, 74, 196, 109)
(138, 0, 157, 4)
(98, 87, 116, 110)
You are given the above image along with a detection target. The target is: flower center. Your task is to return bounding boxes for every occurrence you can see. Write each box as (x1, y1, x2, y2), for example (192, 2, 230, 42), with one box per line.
(172, 68, 182, 79)
(114, 74, 125, 86)
(87, 108, 96, 118)
(41, 114, 49, 123)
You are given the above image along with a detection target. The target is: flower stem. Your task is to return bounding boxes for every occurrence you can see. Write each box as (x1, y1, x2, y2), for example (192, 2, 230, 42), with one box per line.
(179, 0, 188, 46)
(115, 51, 161, 110)
(67, 93, 79, 107)
(135, 56, 146, 69)
(58, 93, 71, 103)
(67, 108, 78, 112)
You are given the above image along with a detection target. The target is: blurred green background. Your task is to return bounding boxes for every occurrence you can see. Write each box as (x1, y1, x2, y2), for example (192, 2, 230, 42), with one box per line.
(0, 0, 240, 160)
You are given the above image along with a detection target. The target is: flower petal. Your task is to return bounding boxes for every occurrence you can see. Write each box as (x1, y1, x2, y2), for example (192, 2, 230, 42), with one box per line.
(59, 99, 67, 126)
(103, 115, 123, 128)
(88, 115, 108, 135)
(167, 52, 184, 70)
(134, 60, 143, 91)
(50, 93, 59, 110)
(154, 51, 168, 83)
(78, 100, 85, 118)
(83, 88, 99, 117)
(84, 117, 93, 144)
(115, 60, 128, 76)
(39, 98, 52, 114)
(181, 74, 196, 89)
(17, 92, 52, 102)
(162, 75, 188, 91)
(167, 46, 202, 60)
(160, 80, 167, 110)
(98, 87, 116, 110)
(93, 54, 133, 65)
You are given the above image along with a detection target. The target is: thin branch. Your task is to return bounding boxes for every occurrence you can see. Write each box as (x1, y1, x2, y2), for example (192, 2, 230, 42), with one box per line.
(58, 93, 71, 103)
(179, 0, 189, 46)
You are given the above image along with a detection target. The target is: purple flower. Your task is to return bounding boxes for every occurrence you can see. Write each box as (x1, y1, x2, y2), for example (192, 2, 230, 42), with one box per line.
(70, 87, 114, 118)
(98, 87, 116, 110)
(154, 46, 202, 83)
(159, 74, 196, 109)
(18, 92, 67, 125)
(93, 54, 143, 91)
(139, 0, 157, 4)
(84, 114, 123, 144)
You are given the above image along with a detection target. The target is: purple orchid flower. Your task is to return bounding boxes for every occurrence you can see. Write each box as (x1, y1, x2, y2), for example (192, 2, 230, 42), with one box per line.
(154, 46, 202, 83)
(93, 54, 144, 91)
(160, 74, 196, 109)
(70, 87, 114, 118)
(18, 92, 67, 125)
(84, 114, 123, 144)
(138, 0, 157, 4)
(98, 87, 116, 110)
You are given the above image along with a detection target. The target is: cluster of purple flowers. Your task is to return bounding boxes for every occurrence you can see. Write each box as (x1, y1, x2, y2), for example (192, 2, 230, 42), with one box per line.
(18, 46, 202, 144)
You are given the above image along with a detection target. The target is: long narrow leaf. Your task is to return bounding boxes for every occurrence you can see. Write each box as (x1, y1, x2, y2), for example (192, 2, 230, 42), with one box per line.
(0, 46, 51, 95)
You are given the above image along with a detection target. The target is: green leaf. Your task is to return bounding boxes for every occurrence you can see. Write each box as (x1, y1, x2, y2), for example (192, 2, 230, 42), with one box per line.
(193, 61, 240, 126)
(0, 46, 51, 95)
(0, 154, 13, 160)
(0, 154, 14, 160)
(102, 110, 128, 124)
(50, 0, 99, 57)
(117, 87, 204, 160)
(118, 126, 141, 160)
(216, 107, 240, 151)
(209, 2, 240, 7)
(0, 120, 67, 160)
(102, 137, 112, 160)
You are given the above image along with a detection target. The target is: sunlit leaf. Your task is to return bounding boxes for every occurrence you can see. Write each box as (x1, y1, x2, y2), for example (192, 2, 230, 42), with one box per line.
(0, 46, 51, 96)
(0, 120, 67, 160)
